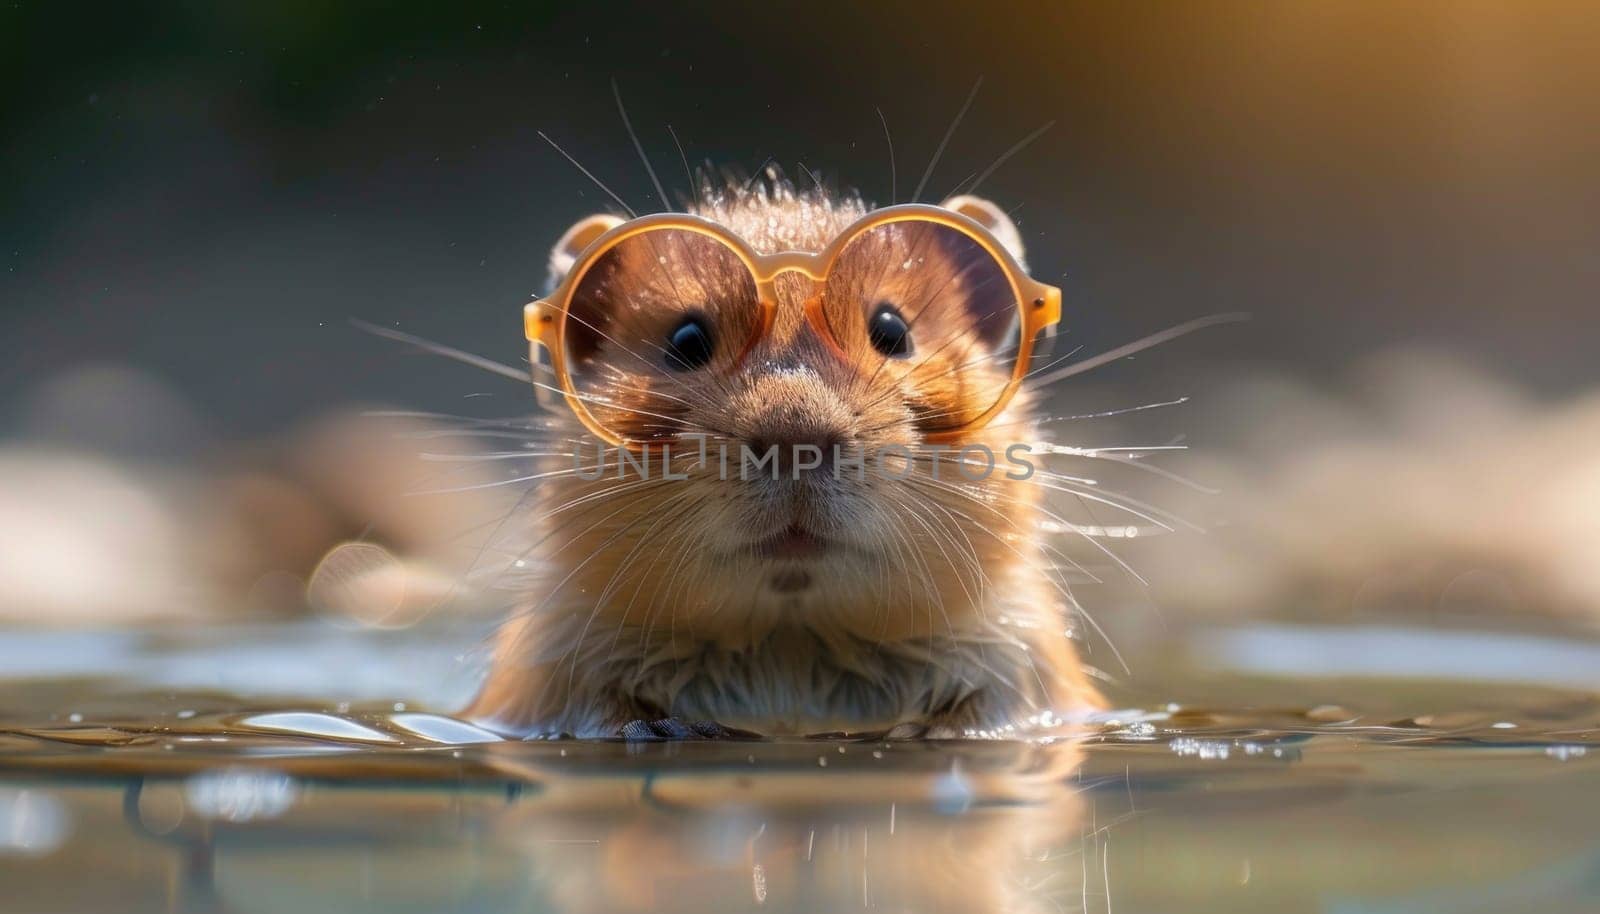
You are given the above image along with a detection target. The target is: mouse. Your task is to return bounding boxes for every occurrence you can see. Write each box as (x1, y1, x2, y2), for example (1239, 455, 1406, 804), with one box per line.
(464, 173, 1104, 738)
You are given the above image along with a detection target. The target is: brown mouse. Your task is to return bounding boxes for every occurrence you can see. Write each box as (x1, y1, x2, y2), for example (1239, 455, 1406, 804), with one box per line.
(465, 175, 1103, 738)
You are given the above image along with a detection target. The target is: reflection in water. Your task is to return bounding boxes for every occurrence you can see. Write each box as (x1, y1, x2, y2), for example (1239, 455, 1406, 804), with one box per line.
(184, 769, 299, 823)
(3, 711, 1101, 914)
(0, 789, 70, 857)
(483, 741, 1089, 914)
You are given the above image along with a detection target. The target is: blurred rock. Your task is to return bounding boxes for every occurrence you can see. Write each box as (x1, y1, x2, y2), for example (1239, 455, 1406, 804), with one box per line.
(0, 363, 518, 626)
(0, 449, 204, 624)
(1136, 348, 1600, 627)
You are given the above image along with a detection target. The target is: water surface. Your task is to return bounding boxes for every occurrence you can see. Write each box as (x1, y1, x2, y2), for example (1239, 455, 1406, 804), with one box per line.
(1, 620, 1596, 913)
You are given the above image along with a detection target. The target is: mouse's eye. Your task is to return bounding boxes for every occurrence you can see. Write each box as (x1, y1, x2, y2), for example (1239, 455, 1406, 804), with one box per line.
(665, 315, 715, 371)
(867, 303, 913, 358)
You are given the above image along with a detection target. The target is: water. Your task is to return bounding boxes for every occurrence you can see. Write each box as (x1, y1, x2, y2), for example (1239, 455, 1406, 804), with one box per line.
(1, 620, 1597, 913)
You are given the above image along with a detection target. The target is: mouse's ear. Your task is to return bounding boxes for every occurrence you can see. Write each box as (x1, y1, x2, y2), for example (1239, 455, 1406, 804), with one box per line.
(939, 195, 1026, 270)
(547, 214, 625, 293)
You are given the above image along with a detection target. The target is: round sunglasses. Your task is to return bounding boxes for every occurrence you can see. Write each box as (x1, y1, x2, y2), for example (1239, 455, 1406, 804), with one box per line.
(524, 203, 1062, 449)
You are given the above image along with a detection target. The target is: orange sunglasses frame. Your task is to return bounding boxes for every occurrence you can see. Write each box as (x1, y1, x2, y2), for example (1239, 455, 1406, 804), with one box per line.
(523, 203, 1062, 449)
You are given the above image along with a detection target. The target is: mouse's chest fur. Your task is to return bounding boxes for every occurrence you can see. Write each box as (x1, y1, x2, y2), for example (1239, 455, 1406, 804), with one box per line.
(572, 622, 1042, 736)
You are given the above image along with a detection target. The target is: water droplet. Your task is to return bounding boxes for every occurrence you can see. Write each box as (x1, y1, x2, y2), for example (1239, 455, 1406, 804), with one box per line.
(751, 863, 768, 904)
(1170, 737, 1232, 760)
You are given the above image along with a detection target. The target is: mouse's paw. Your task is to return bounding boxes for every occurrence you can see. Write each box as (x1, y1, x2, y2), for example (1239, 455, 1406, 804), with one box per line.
(881, 721, 963, 740)
(618, 718, 762, 742)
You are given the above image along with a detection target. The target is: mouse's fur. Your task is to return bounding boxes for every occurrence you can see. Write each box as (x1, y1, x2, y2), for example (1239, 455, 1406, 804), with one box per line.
(466, 174, 1102, 737)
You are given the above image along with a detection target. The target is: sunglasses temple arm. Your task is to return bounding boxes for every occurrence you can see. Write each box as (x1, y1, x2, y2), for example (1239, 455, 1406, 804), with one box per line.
(524, 299, 566, 411)
(529, 344, 565, 411)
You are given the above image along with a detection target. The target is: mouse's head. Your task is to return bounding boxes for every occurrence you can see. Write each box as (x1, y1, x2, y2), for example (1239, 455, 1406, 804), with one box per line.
(528, 181, 1059, 644)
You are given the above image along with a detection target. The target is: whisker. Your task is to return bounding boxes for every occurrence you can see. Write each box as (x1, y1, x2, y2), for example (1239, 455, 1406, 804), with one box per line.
(1049, 445, 1190, 455)
(537, 129, 638, 218)
(1031, 477, 1190, 533)
(1037, 443, 1221, 495)
(913, 76, 983, 202)
(612, 77, 670, 211)
(984, 397, 1190, 431)
(875, 106, 897, 204)
(666, 125, 695, 207)
(416, 450, 578, 462)
(899, 473, 1129, 673)
(361, 409, 543, 429)
(903, 473, 1105, 586)
(405, 462, 613, 495)
(797, 161, 823, 191)
(742, 157, 776, 194)
(351, 319, 532, 384)
(1032, 313, 1250, 387)
(947, 120, 1055, 199)
(528, 376, 699, 430)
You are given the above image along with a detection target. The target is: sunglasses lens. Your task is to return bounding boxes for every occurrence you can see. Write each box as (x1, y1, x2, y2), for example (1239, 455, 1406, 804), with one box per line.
(564, 228, 759, 442)
(822, 219, 1024, 433)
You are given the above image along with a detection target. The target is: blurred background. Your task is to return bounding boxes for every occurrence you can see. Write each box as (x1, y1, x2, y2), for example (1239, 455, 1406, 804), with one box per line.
(3, 1, 1599, 654)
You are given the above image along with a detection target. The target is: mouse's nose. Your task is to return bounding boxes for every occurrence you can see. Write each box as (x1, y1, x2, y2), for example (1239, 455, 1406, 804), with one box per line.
(746, 431, 842, 477)
(734, 366, 855, 480)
